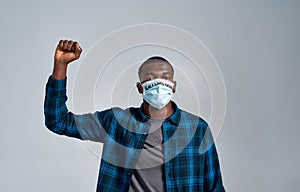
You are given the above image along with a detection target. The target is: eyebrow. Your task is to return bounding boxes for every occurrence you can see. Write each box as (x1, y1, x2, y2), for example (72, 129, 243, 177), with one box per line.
(144, 71, 172, 76)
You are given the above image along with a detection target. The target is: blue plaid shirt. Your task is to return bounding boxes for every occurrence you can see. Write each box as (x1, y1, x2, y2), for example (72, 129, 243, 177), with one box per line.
(44, 76, 225, 192)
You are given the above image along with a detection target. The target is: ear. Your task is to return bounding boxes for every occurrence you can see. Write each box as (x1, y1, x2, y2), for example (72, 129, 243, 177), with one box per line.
(172, 81, 177, 93)
(136, 82, 143, 94)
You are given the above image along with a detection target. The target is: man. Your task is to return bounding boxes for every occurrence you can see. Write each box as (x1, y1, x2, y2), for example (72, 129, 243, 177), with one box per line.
(44, 39, 226, 191)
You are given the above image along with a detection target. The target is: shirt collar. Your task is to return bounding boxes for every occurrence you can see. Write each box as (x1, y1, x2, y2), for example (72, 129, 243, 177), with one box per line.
(135, 101, 181, 126)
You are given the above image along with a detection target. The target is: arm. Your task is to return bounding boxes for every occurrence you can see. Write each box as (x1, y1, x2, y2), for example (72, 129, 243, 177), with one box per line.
(45, 40, 115, 142)
(44, 75, 82, 139)
(203, 135, 226, 192)
(44, 40, 83, 139)
(44, 75, 112, 141)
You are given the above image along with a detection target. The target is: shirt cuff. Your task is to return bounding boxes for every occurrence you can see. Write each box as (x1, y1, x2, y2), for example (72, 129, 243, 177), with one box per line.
(47, 75, 67, 89)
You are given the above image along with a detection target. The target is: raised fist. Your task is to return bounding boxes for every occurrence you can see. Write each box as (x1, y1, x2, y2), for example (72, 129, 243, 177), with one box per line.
(54, 40, 82, 65)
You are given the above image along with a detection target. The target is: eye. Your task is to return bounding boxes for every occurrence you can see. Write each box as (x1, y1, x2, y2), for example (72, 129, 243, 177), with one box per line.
(141, 76, 154, 84)
(146, 77, 154, 81)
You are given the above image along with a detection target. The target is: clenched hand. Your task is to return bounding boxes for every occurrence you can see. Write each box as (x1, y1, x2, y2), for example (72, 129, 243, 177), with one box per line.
(54, 40, 82, 65)
(52, 40, 82, 80)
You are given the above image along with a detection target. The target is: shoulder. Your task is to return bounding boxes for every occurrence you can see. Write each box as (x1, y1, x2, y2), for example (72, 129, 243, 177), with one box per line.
(95, 106, 139, 120)
(180, 109, 209, 129)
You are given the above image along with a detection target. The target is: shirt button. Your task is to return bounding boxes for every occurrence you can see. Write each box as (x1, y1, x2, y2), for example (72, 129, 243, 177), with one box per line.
(127, 171, 132, 176)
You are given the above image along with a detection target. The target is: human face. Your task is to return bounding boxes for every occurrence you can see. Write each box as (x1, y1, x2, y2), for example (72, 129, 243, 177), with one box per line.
(137, 61, 176, 93)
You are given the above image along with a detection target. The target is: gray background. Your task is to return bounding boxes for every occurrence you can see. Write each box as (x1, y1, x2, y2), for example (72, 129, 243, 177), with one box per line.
(1, 0, 299, 191)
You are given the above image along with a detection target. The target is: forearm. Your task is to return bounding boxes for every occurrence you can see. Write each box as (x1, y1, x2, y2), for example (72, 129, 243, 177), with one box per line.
(52, 61, 68, 80)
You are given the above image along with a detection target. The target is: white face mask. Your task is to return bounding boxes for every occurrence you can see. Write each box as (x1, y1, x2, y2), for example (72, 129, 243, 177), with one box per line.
(141, 79, 174, 109)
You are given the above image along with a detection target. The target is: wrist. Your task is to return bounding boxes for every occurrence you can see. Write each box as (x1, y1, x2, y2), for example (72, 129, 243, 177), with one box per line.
(54, 59, 69, 66)
(52, 61, 68, 80)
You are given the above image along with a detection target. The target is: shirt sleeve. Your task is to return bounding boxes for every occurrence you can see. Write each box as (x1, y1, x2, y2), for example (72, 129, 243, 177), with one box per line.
(203, 129, 226, 192)
(44, 76, 83, 139)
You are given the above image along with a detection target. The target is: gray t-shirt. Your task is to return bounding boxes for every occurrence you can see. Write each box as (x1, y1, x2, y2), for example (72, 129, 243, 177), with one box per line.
(129, 120, 166, 192)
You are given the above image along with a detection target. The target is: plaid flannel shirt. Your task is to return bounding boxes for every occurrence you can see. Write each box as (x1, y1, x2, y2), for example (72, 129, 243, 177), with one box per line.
(44, 76, 225, 192)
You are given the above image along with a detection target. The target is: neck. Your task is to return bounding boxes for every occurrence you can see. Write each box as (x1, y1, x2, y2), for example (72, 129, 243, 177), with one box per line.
(142, 101, 174, 120)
